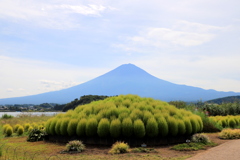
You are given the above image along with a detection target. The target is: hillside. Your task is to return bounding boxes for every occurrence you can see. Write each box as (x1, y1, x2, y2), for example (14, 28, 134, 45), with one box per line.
(0, 63, 240, 104)
(206, 96, 240, 104)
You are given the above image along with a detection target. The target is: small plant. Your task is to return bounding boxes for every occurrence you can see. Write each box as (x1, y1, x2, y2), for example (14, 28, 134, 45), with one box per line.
(27, 129, 46, 142)
(219, 128, 240, 139)
(66, 140, 85, 152)
(108, 141, 130, 154)
(1, 114, 13, 119)
(131, 147, 156, 153)
(5, 126, 13, 137)
(17, 126, 24, 136)
(191, 133, 210, 144)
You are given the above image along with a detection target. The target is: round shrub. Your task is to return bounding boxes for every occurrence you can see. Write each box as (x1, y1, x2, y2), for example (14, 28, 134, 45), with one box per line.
(133, 119, 145, 138)
(60, 118, 70, 136)
(110, 119, 121, 138)
(146, 117, 158, 137)
(108, 141, 130, 154)
(24, 123, 31, 132)
(143, 111, 153, 124)
(66, 140, 85, 152)
(76, 118, 87, 137)
(55, 119, 62, 135)
(6, 126, 13, 137)
(190, 116, 199, 133)
(44, 94, 203, 139)
(17, 126, 24, 136)
(191, 133, 210, 144)
(49, 118, 58, 135)
(167, 117, 178, 136)
(122, 118, 133, 137)
(184, 118, 192, 135)
(86, 118, 98, 137)
(3, 124, 11, 134)
(178, 120, 186, 135)
(228, 118, 236, 128)
(157, 117, 168, 137)
(67, 119, 78, 136)
(13, 124, 21, 133)
(97, 118, 110, 137)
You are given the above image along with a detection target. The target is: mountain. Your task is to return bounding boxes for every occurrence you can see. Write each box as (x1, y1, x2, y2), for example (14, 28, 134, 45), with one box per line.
(205, 96, 240, 104)
(0, 63, 240, 104)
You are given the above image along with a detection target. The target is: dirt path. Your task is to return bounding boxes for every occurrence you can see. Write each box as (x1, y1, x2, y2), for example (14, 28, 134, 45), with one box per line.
(187, 139, 240, 160)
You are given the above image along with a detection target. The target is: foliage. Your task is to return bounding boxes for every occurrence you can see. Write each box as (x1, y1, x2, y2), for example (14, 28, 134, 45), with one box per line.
(191, 133, 210, 144)
(122, 118, 133, 137)
(209, 115, 240, 129)
(193, 111, 222, 133)
(110, 119, 121, 138)
(204, 102, 240, 116)
(86, 118, 98, 137)
(1, 114, 13, 119)
(146, 117, 158, 137)
(157, 117, 168, 137)
(76, 118, 87, 137)
(13, 124, 21, 133)
(108, 141, 130, 154)
(17, 126, 24, 136)
(219, 128, 240, 139)
(5, 126, 13, 137)
(67, 119, 78, 136)
(131, 147, 156, 153)
(45, 94, 203, 138)
(169, 101, 187, 109)
(133, 119, 145, 138)
(66, 140, 85, 152)
(63, 95, 109, 112)
(97, 118, 110, 137)
(60, 118, 70, 136)
(27, 129, 46, 142)
(171, 142, 216, 151)
(167, 117, 178, 136)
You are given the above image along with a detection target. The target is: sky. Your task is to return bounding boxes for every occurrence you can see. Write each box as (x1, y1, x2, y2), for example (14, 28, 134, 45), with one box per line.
(0, 0, 240, 99)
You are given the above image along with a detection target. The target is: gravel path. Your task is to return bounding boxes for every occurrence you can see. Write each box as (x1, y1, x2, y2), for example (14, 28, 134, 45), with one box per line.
(187, 139, 240, 160)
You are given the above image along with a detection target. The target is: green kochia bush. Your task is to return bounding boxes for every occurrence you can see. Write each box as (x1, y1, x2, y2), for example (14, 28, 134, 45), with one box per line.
(133, 119, 145, 138)
(45, 94, 203, 138)
(146, 117, 158, 137)
(110, 119, 121, 138)
(76, 118, 87, 137)
(60, 118, 70, 136)
(157, 117, 168, 137)
(67, 119, 78, 136)
(122, 118, 133, 137)
(97, 118, 110, 137)
(86, 118, 98, 137)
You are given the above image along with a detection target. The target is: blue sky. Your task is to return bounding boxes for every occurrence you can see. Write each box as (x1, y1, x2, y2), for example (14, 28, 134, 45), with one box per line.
(0, 0, 240, 99)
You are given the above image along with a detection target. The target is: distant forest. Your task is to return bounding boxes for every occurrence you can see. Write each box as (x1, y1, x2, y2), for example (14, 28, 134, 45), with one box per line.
(62, 95, 110, 112)
(205, 96, 240, 104)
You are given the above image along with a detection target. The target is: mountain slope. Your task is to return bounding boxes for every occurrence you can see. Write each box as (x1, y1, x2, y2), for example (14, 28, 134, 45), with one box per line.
(0, 63, 239, 104)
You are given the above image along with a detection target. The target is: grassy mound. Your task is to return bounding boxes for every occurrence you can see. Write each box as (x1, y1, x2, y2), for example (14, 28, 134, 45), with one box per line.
(45, 95, 202, 140)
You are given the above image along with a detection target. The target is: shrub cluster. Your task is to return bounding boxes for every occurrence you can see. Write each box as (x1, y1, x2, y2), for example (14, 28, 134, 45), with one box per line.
(209, 115, 240, 129)
(108, 141, 130, 154)
(191, 133, 210, 144)
(45, 95, 203, 138)
(219, 128, 240, 139)
(66, 140, 85, 152)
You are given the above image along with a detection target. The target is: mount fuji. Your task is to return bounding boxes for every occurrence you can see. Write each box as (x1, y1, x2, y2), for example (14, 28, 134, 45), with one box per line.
(0, 63, 239, 104)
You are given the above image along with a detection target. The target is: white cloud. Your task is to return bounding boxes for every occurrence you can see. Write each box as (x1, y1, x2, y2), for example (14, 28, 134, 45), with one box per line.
(0, 0, 114, 29)
(116, 21, 227, 53)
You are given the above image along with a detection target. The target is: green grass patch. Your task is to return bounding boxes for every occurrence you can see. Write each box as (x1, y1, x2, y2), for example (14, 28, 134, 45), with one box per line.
(171, 142, 217, 151)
